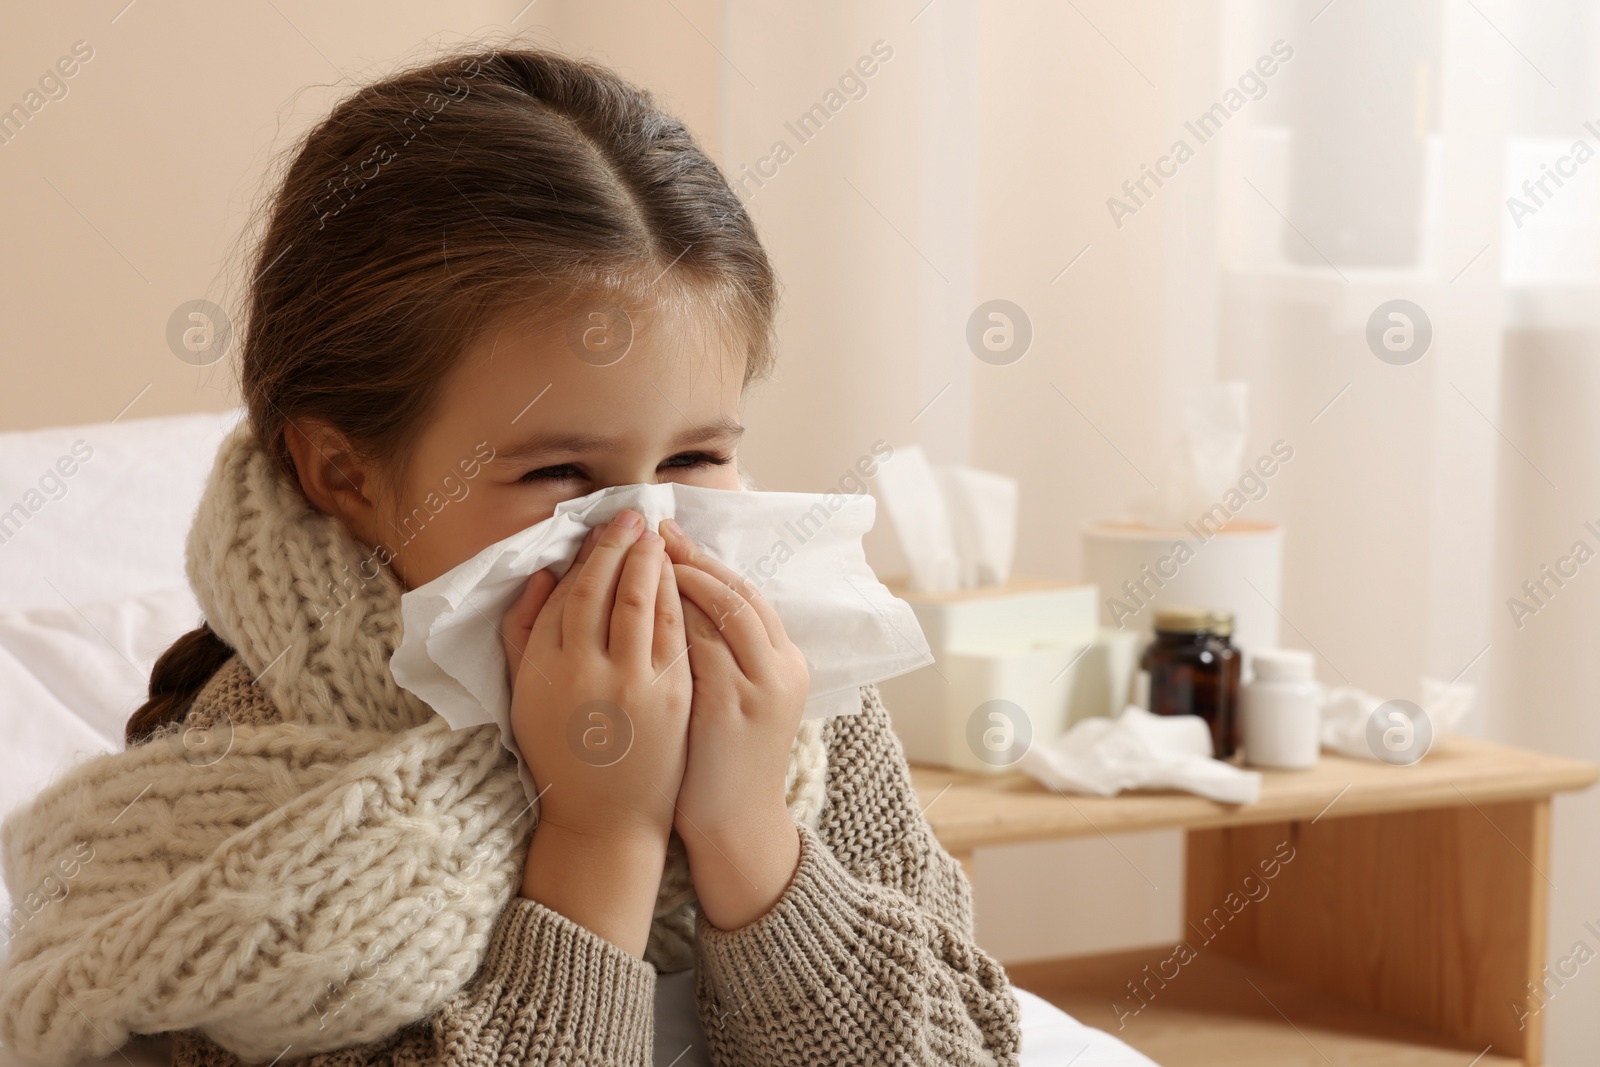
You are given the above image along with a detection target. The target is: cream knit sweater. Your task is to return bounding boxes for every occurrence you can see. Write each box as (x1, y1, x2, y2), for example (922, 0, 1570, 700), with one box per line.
(0, 422, 1021, 1067)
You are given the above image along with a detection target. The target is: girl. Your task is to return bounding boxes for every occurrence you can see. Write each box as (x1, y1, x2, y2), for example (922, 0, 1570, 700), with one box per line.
(0, 47, 1020, 1067)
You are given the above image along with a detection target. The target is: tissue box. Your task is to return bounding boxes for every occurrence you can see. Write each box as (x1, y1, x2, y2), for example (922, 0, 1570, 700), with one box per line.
(876, 577, 1140, 773)
(886, 574, 1098, 652)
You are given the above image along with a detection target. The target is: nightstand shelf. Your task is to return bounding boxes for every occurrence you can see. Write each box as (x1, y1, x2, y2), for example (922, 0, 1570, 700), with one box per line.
(911, 735, 1598, 1066)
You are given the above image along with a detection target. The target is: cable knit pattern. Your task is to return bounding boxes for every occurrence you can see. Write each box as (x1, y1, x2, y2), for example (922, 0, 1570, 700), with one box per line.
(0, 420, 830, 1067)
(0, 671, 531, 1065)
(181, 418, 440, 734)
(156, 683, 1022, 1067)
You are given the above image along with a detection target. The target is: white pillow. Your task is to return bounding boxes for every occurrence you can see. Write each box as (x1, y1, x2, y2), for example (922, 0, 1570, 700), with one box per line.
(0, 585, 203, 748)
(0, 586, 204, 940)
(0, 408, 241, 615)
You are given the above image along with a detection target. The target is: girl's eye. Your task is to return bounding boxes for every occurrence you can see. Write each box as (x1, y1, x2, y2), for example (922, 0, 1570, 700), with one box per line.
(518, 464, 585, 483)
(516, 453, 730, 484)
(659, 451, 733, 472)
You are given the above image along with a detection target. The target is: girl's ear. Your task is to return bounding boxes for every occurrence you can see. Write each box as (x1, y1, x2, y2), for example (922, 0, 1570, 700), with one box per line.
(284, 418, 384, 540)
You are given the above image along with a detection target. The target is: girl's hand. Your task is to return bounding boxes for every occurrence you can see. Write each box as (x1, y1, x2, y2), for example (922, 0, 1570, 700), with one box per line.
(659, 519, 809, 931)
(499, 509, 692, 956)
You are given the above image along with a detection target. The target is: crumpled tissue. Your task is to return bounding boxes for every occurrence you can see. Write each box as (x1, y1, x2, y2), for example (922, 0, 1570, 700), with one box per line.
(1017, 704, 1262, 804)
(1319, 677, 1475, 761)
(392, 482, 935, 801)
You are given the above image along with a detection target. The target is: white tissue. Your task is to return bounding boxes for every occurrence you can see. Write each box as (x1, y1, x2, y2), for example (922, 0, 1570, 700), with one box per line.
(392, 482, 935, 800)
(1319, 677, 1474, 761)
(873, 444, 1019, 593)
(1134, 381, 1249, 528)
(936, 466, 1019, 588)
(1017, 704, 1262, 804)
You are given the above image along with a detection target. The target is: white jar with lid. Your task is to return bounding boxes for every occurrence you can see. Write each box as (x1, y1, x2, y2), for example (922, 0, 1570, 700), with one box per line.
(1240, 648, 1322, 769)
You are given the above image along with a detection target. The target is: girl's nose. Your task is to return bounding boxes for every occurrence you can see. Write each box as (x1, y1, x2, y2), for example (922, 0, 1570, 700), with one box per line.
(587, 463, 664, 489)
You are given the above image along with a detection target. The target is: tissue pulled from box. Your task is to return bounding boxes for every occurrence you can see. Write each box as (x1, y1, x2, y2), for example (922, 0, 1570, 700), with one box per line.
(1017, 704, 1262, 804)
(1133, 380, 1250, 528)
(873, 444, 1018, 593)
(392, 481, 935, 800)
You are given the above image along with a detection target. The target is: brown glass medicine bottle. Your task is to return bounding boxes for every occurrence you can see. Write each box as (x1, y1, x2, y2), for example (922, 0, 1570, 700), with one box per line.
(1140, 607, 1242, 759)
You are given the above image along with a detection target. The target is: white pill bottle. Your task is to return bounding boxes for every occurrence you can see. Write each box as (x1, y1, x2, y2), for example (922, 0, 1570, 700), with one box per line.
(1240, 648, 1322, 769)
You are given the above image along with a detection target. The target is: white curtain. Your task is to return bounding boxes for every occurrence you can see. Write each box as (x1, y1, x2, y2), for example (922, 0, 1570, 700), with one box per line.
(724, 0, 1597, 1058)
(1215, 5, 1598, 1059)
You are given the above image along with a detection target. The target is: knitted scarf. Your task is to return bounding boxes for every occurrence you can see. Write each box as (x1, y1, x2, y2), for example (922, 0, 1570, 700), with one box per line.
(0, 420, 828, 1067)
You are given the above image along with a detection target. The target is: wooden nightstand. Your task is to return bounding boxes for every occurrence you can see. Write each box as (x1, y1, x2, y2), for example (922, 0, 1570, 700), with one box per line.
(910, 736, 1598, 1066)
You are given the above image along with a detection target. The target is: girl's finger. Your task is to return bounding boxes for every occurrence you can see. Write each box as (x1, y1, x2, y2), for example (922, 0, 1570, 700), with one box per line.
(674, 563, 769, 678)
(609, 529, 663, 663)
(531, 522, 605, 647)
(679, 595, 738, 680)
(500, 568, 557, 688)
(651, 541, 688, 673)
(562, 511, 645, 649)
(660, 520, 787, 646)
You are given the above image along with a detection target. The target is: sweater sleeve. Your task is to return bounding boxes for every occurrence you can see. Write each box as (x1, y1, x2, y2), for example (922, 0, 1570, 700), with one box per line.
(690, 684, 1022, 1067)
(170, 893, 658, 1067)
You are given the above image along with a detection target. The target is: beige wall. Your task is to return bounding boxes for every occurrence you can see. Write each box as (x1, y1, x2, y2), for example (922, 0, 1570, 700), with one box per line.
(0, 0, 721, 432)
(1, 0, 1181, 966)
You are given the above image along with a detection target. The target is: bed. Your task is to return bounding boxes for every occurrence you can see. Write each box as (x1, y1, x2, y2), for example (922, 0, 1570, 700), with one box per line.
(0, 409, 1156, 1067)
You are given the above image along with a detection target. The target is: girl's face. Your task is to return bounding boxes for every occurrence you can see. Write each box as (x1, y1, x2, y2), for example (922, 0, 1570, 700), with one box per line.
(356, 299, 746, 590)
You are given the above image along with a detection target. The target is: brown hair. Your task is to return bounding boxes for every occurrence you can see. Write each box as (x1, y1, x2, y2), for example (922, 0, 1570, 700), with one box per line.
(125, 45, 779, 748)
